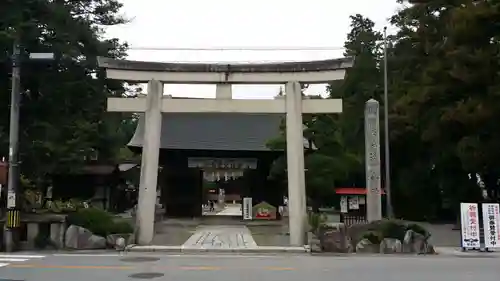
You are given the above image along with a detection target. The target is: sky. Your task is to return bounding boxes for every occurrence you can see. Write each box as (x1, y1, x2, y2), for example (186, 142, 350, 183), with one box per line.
(105, 0, 401, 99)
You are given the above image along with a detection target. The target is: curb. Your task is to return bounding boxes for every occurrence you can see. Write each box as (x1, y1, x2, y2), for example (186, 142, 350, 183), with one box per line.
(126, 245, 309, 254)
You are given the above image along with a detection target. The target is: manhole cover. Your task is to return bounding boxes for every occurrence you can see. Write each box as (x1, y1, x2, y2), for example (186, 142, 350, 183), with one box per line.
(121, 257, 161, 262)
(129, 273, 165, 279)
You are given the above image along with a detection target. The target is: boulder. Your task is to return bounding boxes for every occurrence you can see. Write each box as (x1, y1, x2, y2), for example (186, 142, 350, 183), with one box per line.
(402, 229, 435, 254)
(403, 230, 423, 253)
(318, 223, 352, 253)
(347, 221, 383, 247)
(308, 232, 322, 253)
(379, 238, 402, 254)
(106, 233, 135, 249)
(423, 244, 436, 255)
(355, 238, 379, 253)
(64, 225, 106, 249)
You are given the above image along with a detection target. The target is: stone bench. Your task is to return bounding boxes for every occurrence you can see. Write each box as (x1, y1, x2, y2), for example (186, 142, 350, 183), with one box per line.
(1, 213, 67, 250)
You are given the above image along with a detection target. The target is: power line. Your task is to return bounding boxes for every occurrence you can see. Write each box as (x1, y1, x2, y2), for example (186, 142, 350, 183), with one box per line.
(127, 46, 345, 51)
(137, 59, 340, 64)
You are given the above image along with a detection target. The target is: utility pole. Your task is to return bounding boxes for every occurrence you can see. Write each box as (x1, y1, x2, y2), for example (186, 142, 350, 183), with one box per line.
(383, 27, 393, 218)
(5, 40, 22, 252)
(4, 38, 54, 251)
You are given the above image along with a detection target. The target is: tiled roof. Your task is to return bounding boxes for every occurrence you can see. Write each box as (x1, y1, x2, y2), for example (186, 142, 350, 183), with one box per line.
(129, 113, 286, 151)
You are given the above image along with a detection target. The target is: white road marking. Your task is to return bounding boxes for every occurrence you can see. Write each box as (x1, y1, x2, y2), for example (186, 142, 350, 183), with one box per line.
(0, 255, 44, 259)
(0, 258, 29, 262)
(0, 255, 45, 268)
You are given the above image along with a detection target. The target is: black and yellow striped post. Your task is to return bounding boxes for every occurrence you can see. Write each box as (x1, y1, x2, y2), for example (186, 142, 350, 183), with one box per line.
(6, 208, 21, 229)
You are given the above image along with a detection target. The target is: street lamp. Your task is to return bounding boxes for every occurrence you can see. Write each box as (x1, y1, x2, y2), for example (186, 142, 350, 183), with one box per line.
(29, 52, 55, 60)
(5, 41, 54, 252)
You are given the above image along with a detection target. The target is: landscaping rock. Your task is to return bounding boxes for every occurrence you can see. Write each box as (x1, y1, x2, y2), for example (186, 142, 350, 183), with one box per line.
(403, 229, 423, 253)
(307, 232, 322, 253)
(64, 225, 106, 249)
(402, 229, 436, 254)
(355, 238, 379, 253)
(106, 233, 135, 249)
(422, 244, 436, 255)
(347, 221, 382, 247)
(380, 238, 402, 254)
(318, 223, 352, 253)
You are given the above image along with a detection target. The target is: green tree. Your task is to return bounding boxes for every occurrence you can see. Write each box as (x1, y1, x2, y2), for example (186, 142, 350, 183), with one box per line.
(266, 14, 384, 208)
(387, 0, 500, 219)
(326, 14, 383, 188)
(0, 0, 134, 186)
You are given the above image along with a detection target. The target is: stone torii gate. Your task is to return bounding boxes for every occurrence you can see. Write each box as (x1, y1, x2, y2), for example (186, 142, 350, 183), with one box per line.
(97, 57, 353, 246)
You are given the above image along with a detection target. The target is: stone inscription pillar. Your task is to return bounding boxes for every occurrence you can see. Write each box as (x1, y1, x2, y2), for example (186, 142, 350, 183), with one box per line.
(285, 81, 307, 246)
(365, 99, 382, 222)
(136, 79, 163, 245)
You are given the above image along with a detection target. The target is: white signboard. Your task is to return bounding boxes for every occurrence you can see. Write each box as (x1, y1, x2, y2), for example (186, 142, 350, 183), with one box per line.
(243, 197, 252, 220)
(359, 196, 366, 205)
(460, 203, 480, 248)
(482, 203, 500, 248)
(7, 192, 16, 208)
(340, 196, 348, 213)
(349, 196, 360, 210)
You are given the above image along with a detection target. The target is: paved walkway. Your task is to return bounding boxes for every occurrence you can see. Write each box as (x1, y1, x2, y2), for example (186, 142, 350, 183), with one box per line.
(182, 225, 258, 249)
(215, 204, 242, 216)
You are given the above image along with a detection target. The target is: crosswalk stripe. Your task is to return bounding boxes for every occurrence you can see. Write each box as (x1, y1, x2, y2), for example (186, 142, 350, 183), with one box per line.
(0, 258, 29, 262)
(0, 255, 45, 268)
(0, 255, 44, 259)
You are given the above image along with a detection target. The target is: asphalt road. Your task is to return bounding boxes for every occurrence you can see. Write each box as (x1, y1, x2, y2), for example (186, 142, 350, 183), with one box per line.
(0, 252, 499, 281)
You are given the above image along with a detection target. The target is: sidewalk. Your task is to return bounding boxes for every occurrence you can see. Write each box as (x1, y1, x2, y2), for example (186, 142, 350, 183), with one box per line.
(435, 247, 500, 257)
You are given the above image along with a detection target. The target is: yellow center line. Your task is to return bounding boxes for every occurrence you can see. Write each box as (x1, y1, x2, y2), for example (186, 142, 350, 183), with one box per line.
(178, 266, 221, 271)
(7, 264, 295, 271)
(266, 267, 295, 271)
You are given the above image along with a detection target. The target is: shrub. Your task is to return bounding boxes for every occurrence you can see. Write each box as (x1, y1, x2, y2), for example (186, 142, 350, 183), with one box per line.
(361, 231, 382, 244)
(66, 208, 115, 237)
(406, 223, 430, 238)
(108, 220, 134, 234)
(308, 212, 327, 234)
(67, 208, 134, 236)
(378, 219, 407, 241)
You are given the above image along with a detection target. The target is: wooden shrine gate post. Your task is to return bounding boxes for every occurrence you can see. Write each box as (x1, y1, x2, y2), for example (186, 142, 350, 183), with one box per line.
(98, 57, 353, 246)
